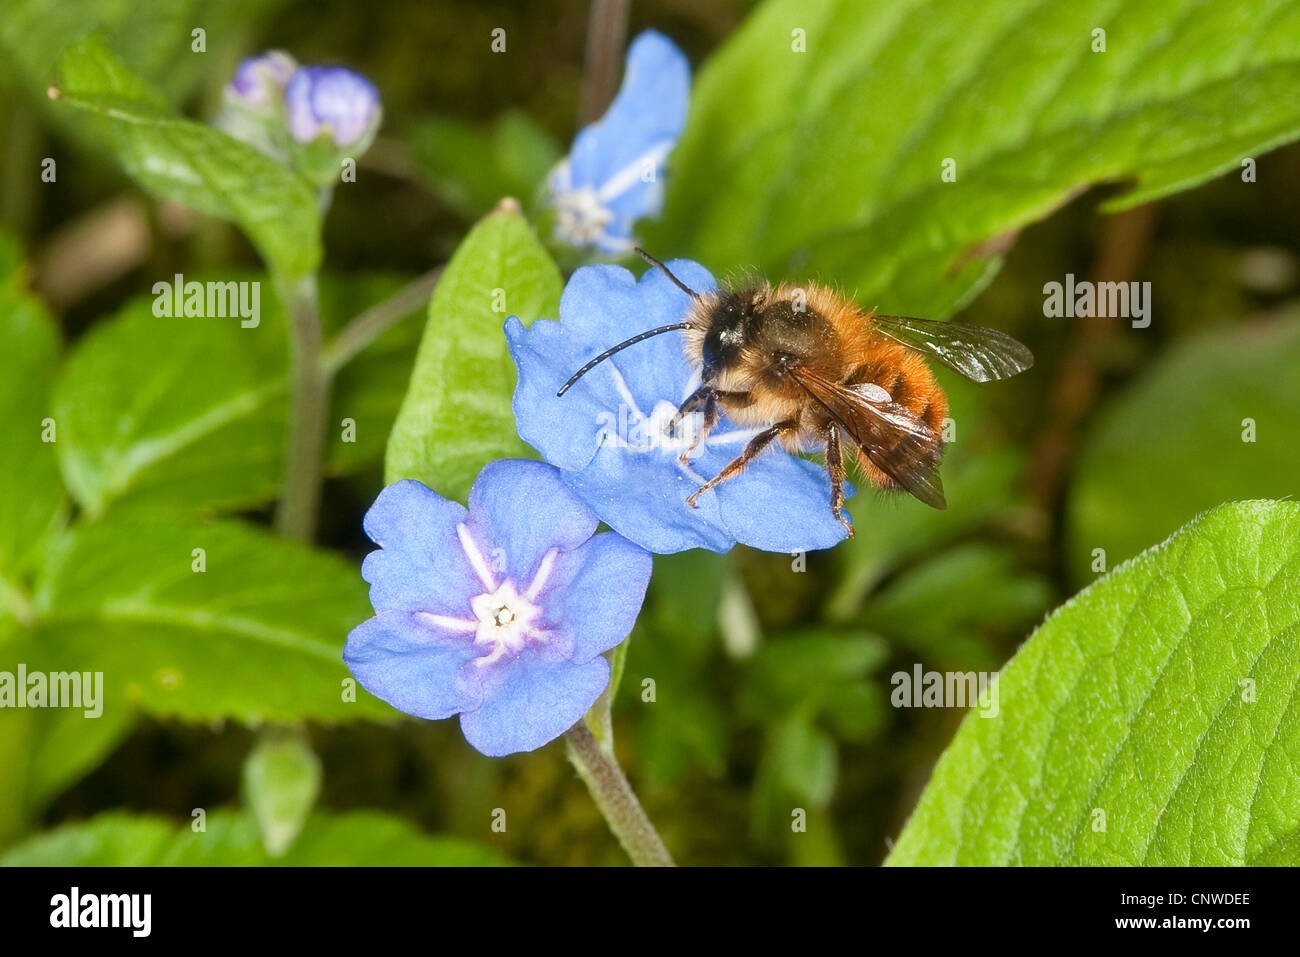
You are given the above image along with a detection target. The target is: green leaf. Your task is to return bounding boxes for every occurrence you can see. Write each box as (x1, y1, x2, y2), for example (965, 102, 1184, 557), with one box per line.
(635, 687, 728, 789)
(0, 236, 63, 589)
(50, 274, 427, 522)
(887, 500, 1300, 866)
(24, 521, 392, 722)
(53, 35, 321, 281)
(1067, 309, 1300, 585)
(242, 728, 322, 856)
(649, 0, 1300, 317)
(51, 292, 287, 522)
(742, 630, 888, 832)
(493, 111, 563, 206)
(407, 116, 504, 220)
(0, 810, 515, 866)
(750, 713, 842, 850)
(0, 0, 285, 104)
(646, 549, 728, 645)
(0, 243, 90, 847)
(385, 202, 562, 501)
(0, 701, 132, 846)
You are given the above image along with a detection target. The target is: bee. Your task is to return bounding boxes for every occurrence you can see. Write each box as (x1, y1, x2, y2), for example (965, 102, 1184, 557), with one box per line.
(557, 249, 1033, 535)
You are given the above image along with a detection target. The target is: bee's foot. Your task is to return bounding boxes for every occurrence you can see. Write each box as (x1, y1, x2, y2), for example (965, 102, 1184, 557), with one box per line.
(686, 491, 703, 508)
(835, 512, 854, 537)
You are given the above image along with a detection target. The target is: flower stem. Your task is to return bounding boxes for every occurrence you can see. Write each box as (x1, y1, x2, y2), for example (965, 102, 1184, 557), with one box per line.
(565, 720, 674, 866)
(580, 0, 630, 124)
(275, 274, 327, 542)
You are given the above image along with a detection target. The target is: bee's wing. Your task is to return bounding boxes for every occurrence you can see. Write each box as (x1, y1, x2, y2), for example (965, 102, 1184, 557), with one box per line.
(790, 366, 947, 509)
(870, 314, 1033, 383)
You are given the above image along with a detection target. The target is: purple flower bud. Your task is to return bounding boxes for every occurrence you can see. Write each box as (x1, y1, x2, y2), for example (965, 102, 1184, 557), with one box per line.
(227, 51, 297, 111)
(284, 66, 382, 148)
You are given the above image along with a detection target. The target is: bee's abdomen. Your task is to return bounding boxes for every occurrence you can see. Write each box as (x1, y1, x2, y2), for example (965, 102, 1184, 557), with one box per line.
(845, 341, 949, 491)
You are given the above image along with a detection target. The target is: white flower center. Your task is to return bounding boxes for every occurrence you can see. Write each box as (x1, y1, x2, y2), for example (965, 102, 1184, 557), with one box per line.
(468, 580, 542, 665)
(552, 185, 615, 246)
(590, 366, 767, 486)
(417, 526, 563, 668)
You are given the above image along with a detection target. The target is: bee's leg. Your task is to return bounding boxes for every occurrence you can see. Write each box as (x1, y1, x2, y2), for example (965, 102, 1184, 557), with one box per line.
(686, 419, 798, 508)
(665, 386, 717, 464)
(679, 399, 719, 463)
(825, 424, 854, 538)
(667, 386, 712, 437)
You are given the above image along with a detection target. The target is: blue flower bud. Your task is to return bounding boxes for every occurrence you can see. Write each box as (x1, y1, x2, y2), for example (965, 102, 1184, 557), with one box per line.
(284, 66, 382, 149)
(225, 51, 297, 112)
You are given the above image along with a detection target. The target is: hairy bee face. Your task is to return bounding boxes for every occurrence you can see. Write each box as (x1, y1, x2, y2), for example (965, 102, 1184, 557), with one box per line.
(700, 290, 754, 380)
(700, 284, 839, 388)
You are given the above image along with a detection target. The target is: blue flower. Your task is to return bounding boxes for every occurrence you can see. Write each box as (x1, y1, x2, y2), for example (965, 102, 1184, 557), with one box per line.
(285, 66, 382, 148)
(548, 30, 690, 254)
(226, 51, 297, 112)
(344, 461, 651, 757)
(505, 261, 854, 555)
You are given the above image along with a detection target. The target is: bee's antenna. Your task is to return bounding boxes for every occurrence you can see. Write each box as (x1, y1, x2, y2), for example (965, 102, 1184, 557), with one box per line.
(556, 322, 691, 396)
(635, 247, 702, 302)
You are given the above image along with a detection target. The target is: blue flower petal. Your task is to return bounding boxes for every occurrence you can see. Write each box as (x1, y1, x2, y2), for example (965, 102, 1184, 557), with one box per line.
(536, 532, 653, 663)
(565, 31, 689, 194)
(506, 260, 715, 473)
(344, 613, 484, 720)
(564, 442, 735, 553)
(713, 446, 853, 552)
(460, 653, 611, 757)
(465, 459, 598, 585)
(347, 462, 656, 756)
(361, 480, 481, 616)
(600, 179, 664, 242)
(508, 261, 855, 554)
(505, 318, 600, 471)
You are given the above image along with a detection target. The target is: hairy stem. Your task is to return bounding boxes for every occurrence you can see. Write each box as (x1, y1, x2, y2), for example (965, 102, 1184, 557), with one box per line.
(565, 720, 674, 866)
(275, 274, 328, 542)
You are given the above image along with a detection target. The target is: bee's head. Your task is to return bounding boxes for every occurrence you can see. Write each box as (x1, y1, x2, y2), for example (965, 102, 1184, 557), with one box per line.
(702, 288, 764, 379)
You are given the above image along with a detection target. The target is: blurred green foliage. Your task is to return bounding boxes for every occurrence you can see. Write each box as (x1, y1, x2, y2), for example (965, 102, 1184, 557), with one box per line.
(646, 0, 1300, 318)
(0, 0, 1298, 866)
(1067, 308, 1300, 584)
